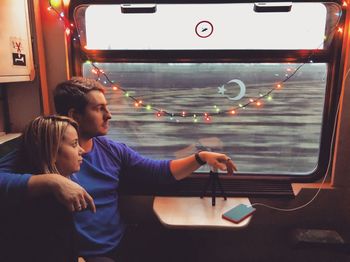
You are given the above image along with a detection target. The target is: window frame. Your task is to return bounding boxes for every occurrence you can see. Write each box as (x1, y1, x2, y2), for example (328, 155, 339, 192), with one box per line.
(68, 0, 347, 190)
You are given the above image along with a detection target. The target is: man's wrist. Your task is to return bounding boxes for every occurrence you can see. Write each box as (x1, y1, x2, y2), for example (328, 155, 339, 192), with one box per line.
(195, 151, 206, 165)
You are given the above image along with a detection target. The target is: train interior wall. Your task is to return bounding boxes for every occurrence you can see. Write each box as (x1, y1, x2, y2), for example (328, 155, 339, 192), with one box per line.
(1, 1, 350, 261)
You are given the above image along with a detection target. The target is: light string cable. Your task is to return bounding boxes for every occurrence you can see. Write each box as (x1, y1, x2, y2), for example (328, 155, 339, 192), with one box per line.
(62, 4, 343, 119)
(249, 94, 342, 212)
(85, 40, 335, 119)
(81, 14, 342, 118)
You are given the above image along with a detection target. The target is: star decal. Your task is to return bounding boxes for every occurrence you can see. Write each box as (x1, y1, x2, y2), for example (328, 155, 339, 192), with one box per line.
(218, 85, 226, 95)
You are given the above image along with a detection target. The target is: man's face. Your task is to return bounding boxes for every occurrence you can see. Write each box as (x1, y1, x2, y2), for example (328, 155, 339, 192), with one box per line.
(76, 90, 112, 138)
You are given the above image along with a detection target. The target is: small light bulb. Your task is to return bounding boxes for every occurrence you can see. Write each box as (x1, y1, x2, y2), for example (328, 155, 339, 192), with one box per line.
(49, 0, 61, 8)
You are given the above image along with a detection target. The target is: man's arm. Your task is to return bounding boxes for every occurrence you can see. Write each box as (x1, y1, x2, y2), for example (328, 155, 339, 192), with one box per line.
(0, 150, 31, 203)
(0, 151, 96, 212)
(170, 151, 237, 180)
(27, 175, 96, 212)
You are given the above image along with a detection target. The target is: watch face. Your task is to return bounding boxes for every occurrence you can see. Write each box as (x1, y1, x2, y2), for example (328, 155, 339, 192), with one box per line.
(195, 20, 214, 38)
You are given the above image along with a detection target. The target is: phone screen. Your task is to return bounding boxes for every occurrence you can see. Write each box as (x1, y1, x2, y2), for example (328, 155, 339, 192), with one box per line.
(222, 204, 256, 224)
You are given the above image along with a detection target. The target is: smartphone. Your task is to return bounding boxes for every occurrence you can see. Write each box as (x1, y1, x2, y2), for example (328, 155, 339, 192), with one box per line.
(222, 204, 256, 224)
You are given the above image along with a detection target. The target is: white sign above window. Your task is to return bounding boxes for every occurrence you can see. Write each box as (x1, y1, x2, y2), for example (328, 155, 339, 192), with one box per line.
(81, 3, 329, 50)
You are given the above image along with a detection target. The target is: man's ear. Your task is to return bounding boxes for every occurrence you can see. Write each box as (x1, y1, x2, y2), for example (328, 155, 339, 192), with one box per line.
(67, 108, 81, 122)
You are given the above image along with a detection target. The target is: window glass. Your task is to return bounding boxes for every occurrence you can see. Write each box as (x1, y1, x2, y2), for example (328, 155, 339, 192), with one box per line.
(76, 3, 339, 50)
(83, 62, 327, 175)
(75, 1, 343, 178)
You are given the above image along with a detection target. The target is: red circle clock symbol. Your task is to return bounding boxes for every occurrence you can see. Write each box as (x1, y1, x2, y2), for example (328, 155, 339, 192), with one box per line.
(195, 20, 214, 38)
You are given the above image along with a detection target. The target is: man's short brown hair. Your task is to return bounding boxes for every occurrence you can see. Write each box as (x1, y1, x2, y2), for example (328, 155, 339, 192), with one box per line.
(54, 77, 105, 115)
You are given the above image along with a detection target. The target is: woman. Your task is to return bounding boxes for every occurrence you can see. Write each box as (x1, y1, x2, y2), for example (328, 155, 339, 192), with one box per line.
(16, 115, 83, 178)
(4, 115, 84, 262)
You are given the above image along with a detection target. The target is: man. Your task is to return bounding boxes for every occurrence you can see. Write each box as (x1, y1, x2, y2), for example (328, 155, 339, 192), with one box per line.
(0, 77, 237, 261)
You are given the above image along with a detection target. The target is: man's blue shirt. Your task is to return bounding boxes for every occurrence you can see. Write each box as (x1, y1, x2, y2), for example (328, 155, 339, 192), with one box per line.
(0, 149, 31, 204)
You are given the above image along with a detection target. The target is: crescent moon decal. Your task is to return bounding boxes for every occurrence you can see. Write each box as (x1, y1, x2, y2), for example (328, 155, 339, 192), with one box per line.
(218, 79, 246, 101)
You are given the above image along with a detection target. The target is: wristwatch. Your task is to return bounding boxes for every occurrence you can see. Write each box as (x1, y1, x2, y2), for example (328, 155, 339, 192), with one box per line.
(195, 151, 206, 165)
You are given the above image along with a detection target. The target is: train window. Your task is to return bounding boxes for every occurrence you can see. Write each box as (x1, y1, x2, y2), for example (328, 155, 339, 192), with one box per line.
(71, 2, 344, 184)
(81, 62, 327, 175)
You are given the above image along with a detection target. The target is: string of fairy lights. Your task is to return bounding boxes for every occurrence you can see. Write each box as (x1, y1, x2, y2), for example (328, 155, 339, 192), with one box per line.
(47, 0, 348, 122)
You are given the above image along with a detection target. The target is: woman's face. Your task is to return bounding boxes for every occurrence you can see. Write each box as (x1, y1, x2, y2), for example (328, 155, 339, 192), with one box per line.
(55, 124, 84, 177)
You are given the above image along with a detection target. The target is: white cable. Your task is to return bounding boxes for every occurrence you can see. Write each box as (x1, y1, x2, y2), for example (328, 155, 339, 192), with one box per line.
(249, 86, 341, 212)
(248, 15, 350, 212)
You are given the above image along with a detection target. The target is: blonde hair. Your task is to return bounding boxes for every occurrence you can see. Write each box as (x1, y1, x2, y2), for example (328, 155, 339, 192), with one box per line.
(16, 115, 79, 174)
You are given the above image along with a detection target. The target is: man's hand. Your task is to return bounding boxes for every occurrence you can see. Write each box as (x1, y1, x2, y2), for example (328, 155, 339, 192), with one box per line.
(52, 175, 96, 213)
(200, 152, 237, 175)
(170, 151, 237, 180)
(27, 174, 96, 213)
